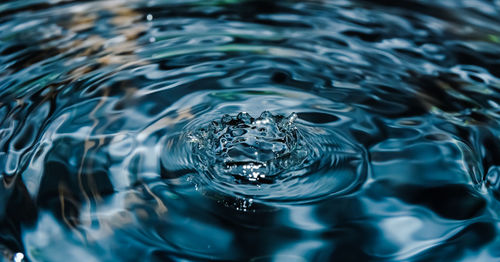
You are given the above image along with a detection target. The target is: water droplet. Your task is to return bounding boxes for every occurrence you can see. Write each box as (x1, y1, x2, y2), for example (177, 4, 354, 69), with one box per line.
(221, 114, 233, 124)
(14, 253, 24, 262)
(237, 112, 253, 124)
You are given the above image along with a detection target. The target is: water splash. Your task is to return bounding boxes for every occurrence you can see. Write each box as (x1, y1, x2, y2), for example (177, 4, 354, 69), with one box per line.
(191, 111, 303, 184)
(174, 101, 369, 203)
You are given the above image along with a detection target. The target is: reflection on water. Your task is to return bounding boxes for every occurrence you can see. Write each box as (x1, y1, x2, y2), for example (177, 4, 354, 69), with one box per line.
(1, 0, 500, 261)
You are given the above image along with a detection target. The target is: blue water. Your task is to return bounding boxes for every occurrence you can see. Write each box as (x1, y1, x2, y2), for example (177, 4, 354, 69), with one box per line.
(1, 0, 500, 261)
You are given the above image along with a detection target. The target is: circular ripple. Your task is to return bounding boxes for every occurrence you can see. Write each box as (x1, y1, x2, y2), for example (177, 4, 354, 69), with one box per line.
(160, 88, 368, 204)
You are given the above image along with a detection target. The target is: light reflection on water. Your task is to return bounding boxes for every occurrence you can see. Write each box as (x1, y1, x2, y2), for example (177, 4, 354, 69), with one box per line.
(1, 0, 500, 261)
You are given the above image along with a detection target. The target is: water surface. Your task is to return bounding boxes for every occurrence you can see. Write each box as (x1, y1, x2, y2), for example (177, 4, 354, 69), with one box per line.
(1, 0, 500, 261)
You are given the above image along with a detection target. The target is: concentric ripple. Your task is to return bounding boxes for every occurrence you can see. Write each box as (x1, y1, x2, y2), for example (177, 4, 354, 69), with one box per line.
(1, 0, 500, 261)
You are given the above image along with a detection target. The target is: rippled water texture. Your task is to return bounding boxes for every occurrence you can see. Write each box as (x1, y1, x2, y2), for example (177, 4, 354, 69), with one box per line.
(2, 0, 500, 261)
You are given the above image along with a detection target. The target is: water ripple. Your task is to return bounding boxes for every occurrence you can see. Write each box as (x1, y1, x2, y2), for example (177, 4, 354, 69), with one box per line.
(1, 0, 500, 261)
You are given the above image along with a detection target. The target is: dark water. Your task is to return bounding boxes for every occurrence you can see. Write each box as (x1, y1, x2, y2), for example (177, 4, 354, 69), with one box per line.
(1, 0, 500, 261)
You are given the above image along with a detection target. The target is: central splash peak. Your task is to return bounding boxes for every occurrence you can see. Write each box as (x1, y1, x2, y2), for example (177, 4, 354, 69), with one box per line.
(191, 111, 306, 184)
